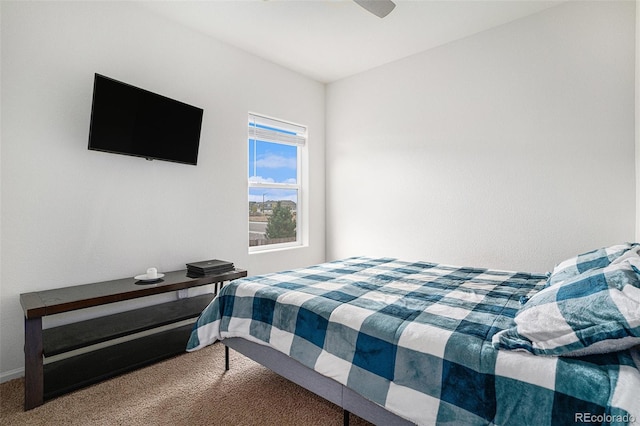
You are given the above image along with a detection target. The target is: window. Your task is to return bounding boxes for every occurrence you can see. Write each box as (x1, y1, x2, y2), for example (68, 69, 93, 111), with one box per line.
(248, 113, 306, 250)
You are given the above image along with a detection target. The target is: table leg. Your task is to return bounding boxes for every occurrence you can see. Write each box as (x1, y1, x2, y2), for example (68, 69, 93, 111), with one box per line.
(24, 316, 43, 410)
(225, 345, 230, 371)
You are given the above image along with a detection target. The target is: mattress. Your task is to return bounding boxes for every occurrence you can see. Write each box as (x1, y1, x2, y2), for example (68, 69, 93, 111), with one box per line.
(187, 257, 640, 425)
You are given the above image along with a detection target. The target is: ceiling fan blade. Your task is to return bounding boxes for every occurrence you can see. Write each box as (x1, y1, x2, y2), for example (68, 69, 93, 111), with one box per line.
(354, 0, 396, 18)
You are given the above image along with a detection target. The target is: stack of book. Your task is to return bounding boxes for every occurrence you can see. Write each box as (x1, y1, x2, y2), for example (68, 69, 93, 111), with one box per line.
(186, 259, 235, 278)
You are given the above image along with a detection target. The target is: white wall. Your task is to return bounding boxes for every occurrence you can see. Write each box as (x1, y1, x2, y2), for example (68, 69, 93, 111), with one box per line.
(326, 1, 636, 273)
(0, 1, 325, 380)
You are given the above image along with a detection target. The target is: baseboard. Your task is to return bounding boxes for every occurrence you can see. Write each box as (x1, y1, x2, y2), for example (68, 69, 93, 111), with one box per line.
(1, 367, 24, 383)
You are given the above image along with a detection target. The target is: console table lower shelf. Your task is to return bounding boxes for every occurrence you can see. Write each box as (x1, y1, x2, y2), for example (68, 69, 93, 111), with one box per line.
(20, 268, 247, 410)
(42, 295, 211, 401)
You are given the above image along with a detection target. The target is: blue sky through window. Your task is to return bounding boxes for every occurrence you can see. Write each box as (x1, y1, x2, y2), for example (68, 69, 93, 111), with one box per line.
(248, 139, 298, 204)
(248, 139, 297, 184)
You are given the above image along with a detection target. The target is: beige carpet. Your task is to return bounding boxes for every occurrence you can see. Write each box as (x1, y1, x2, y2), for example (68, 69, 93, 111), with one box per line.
(0, 342, 373, 426)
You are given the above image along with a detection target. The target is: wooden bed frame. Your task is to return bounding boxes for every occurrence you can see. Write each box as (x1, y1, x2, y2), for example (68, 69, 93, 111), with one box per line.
(223, 337, 414, 426)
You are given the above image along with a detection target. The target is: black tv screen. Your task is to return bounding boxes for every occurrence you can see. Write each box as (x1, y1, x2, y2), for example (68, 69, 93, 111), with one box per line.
(88, 74, 203, 165)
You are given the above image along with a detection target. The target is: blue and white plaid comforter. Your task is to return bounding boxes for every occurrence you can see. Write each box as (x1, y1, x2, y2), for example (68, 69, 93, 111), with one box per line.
(187, 257, 640, 425)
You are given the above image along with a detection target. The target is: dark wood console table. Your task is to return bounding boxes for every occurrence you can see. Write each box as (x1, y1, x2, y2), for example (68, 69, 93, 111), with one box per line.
(19, 268, 247, 410)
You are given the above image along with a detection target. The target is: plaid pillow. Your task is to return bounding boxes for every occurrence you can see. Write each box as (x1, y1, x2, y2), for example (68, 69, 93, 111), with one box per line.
(493, 258, 640, 356)
(546, 242, 638, 287)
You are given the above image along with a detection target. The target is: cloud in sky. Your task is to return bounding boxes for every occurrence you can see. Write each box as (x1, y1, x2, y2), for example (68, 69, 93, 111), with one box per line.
(249, 176, 297, 185)
(256, 154, 296, 170)
(249, 176, 275, 184)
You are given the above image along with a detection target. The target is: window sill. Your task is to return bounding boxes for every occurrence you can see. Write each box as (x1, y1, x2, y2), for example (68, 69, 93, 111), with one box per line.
(249, 242, 308, 255)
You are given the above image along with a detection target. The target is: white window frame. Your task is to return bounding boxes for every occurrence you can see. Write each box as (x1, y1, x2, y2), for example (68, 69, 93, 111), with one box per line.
(248, 113, 307, 252)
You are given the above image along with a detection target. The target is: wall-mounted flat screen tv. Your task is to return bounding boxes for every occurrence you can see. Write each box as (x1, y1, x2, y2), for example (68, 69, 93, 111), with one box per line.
(88, 74, 203, 165)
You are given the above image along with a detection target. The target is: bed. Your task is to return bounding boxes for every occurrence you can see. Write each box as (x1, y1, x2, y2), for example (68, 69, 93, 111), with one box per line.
(187, 250, 640, 425)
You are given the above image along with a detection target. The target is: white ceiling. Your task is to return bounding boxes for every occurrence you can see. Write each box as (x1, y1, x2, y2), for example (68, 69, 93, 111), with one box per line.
(140, 0, 563, 83)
